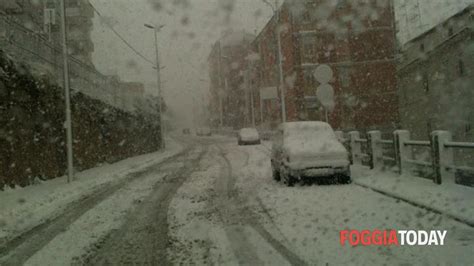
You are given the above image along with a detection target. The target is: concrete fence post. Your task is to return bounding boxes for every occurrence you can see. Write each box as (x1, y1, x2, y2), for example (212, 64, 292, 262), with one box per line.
(430, 130, 454, 185)
(335, 131, 345, 143)
(393, 130, 411, 175)
(336, 130, 352, 164)
(367, 130, 382, 170)
(349, 131, 362, 165)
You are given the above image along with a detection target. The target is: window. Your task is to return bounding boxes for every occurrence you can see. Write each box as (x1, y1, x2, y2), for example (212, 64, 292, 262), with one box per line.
(466, 124, 472, 134)
(420, 43, 425, 52)
(336, 0, 348, 9)
(301, 36, 316, 61)
(458, 60, 465, 76)
(338, 67, 350, 87)
(423, 74, 429, 92)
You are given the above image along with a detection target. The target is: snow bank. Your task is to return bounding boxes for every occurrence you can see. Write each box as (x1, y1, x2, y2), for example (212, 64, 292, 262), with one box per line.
(227, 143, 474, 265)
(352, 165, 474, 226)
(0, 138, 184, 246)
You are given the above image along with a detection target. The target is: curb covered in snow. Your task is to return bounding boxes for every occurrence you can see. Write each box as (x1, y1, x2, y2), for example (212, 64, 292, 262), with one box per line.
(0, 138, 185, 248)
(352, 166, 474, 228)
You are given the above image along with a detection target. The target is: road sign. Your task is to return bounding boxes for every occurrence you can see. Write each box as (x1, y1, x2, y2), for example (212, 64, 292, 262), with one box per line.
(313, 64, 333, 84)
(260, 86, 278, 100)
(313, 64, 335, 113)
(316, 83, 335, 111)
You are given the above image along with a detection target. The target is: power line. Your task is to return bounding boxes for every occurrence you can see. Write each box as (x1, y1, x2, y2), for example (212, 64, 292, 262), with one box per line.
(87, 0, 155, 66)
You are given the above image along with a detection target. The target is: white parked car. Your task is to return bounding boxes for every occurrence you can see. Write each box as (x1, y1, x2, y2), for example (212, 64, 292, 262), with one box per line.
(270, 122, 351, 186)
(238, 128, 261, 145)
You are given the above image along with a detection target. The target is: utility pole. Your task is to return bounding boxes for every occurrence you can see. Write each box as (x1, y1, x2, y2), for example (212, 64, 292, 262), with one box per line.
(224, 77, 228, 126)
(246, 59, 256, 127)
(264, 0, 286, 122)
(250, 88, 256, 127)
(275, 0, 286, 123)
(244, 68, 250, 126)
(145, 24, 165, 149)
(217, 41, 224, 127)
(59, 0, 74, 183)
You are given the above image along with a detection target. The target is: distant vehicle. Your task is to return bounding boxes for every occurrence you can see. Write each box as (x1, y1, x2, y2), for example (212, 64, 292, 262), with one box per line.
(182, 128, 191, 135)
(237, 128, 261, 145)
(270, 122, 351, 186)
(196, 127, 212, 136)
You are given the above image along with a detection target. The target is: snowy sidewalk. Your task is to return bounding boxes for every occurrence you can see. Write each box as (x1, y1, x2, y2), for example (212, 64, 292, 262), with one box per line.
(0, 137, 184, 247)
(352, 165, 474, 226)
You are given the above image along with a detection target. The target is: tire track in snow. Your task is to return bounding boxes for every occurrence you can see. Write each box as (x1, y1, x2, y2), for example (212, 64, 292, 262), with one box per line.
(0, 146, 194, 266)
(214, 144, 307, 266)
(80, 145, 208, 265)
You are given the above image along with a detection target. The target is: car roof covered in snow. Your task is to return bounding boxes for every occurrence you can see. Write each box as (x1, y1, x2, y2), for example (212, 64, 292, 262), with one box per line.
(279, 121, 333, 132)
(239, 128, 258, 134)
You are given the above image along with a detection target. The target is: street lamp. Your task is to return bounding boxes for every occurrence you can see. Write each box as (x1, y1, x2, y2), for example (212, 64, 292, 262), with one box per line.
(144, 23, 165, 149)
(59, 0, 74, 183)
(218, 51, 230, 128)
(262, 0, 286, 123)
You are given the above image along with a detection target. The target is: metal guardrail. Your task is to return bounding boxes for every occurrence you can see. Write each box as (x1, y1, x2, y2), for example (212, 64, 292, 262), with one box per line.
(447, 165, 474, 172)
(339, 129, 473, 186)
(404, 140, 430, 146)
(382, 156, 396, 162)
(378, 139, 394, 145)
(405, 159, 432, 167)
(445, 142, 474, 149)
(338, 138, 348, 143)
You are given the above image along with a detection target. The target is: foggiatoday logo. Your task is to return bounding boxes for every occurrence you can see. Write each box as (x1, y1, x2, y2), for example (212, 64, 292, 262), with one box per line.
(340, 230, 447, 246)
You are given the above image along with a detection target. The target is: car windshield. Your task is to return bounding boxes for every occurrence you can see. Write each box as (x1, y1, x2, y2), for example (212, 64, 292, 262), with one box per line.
(1, 0, 473, 265)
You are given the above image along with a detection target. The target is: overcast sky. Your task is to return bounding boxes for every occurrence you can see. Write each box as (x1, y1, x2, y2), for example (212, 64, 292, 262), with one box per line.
(89, 0, 273, 127)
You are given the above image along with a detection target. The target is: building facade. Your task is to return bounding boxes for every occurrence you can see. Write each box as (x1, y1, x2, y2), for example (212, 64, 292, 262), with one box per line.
(398, 5, 474, 142)
(211, 0, 399, 131)
(208, 31, 255, 129)
(0, 0, 148, 115)
(0, 0, 95, 67)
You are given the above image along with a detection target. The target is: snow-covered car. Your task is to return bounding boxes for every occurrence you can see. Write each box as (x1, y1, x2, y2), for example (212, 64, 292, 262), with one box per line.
(196, 127, 212, 136)
(270, 122, 351, 186)
(237, 128, 261, 145)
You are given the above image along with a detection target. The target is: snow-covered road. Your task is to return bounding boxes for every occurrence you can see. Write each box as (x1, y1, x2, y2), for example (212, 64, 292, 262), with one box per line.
(1, 135, 473, 265)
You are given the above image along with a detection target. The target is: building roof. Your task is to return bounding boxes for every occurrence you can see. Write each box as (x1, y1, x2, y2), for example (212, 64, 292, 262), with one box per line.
(405, 4, 474, 46)
(220, 30, 255, 47)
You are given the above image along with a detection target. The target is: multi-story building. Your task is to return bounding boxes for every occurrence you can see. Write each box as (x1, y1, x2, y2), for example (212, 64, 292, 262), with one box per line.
(0, 0, 95, 68)
(63, 0, 95, 66)
(0, 0, 148, 115)
(397, 4, 474, 142)
(121, 81, 145, 113)
(208, 30, 255, 129)
(238, 0, 400, 132)
(250, 4, 301, 129)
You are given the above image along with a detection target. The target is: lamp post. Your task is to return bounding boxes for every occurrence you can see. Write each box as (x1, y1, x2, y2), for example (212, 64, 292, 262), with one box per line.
(144, 23, 165, 149)
(218, 52, 231, 128)
(217, 41, 224, 127)
(59, 0, 74, 182)
(245, 56, 258, 127)
(262, 0, 286, 122)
